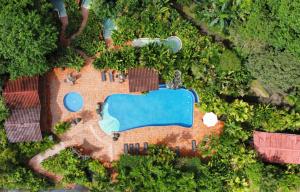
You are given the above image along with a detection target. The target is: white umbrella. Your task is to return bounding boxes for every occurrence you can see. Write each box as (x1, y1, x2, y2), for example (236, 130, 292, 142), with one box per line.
(203, 112, 218, 127)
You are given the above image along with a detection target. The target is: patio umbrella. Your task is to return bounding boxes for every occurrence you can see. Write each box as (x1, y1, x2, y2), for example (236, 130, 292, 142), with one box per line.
(203, 112, 218, 127)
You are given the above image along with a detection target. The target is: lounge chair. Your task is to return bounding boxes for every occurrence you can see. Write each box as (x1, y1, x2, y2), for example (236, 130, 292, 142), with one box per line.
(113, 132, 120, 138)
(112, 136, 118, 141)
(66, 73, 76, 85)
(124, 144, 128, 154)
(97, 102, 103, 111)
(101, 71, 106, 81)
(192, 140, 197, 152)
(109, 71, 114, 82)
(143, 142, 148, 153)
(117, 72, 126, 83)
(135, 143, 140, 155)
(96, 108, 101, 115)
(129, 144, 134, 154)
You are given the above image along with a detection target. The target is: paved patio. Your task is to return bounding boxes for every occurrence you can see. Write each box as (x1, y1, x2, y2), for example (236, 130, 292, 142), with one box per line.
(48, 61, 224, 162)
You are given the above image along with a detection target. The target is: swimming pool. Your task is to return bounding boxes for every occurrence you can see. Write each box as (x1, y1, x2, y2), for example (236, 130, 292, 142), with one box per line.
(64, 92, 84, 112)
(99, 88, 194, 134)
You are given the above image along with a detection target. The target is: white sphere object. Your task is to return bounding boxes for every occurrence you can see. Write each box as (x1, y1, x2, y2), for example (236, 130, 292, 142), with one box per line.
(203, 112, 218, 127)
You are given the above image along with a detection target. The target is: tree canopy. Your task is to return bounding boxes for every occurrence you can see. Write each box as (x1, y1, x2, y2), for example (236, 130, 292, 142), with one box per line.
(0, 0, 57, 79)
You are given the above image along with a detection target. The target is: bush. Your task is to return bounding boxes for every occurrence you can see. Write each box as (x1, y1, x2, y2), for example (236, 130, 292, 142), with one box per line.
(42, 149, 109, 188)
(195, 0, 253, 32)
(232, 0, 300, 58)
(115, 145, 197, 192)
(0, 127, 53, 191)
(0, 97, 8, 123)
(53, 121, 71, 135)
(251, 105, 300, 132)
(218, 49, 241, 71)
(246, 51, 300, 96)
(54, 47, 85, 71)
(0, 0, 57, 79)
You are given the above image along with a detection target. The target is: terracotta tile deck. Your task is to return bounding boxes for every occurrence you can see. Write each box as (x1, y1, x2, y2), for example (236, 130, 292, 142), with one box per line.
(48, 62, 224, 162)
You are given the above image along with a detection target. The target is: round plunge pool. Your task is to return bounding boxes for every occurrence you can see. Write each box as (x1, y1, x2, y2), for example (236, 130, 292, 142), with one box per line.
(63, 92, 83, 112)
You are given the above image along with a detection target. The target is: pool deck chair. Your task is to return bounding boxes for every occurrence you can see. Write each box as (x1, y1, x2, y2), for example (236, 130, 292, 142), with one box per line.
(129, 144, 134, 154)
(101, 71, 106, 81)
(143, 142, 148, 154)
(192, 140, 197, 152)
(109, 71, 114, 82)
(135, 143, 140, 155)
(175, 146, 180, 157)
(124, 144, 128, 155)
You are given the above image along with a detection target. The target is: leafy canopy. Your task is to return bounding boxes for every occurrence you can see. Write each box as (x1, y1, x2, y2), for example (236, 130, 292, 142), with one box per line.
(0, 0, 57, 79)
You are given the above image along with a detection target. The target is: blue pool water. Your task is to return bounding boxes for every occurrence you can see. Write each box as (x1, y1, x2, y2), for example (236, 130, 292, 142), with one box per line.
(63, 92, 83, 112)
(99, 88, 194, 134)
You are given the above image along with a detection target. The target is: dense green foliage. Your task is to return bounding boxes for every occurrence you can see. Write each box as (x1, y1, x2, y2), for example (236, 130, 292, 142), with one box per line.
(0, 0, 58, 79)
(0, 126, 55, 191)
(0, 97, 8, 123)
(61, 0, 105, 56)
(195, 0, 253, 32)
(93, 0, 251, 95)
(53, 47, 85, 71)
(0, 0, 299, 191)
(115, 146, 197, 191)
(42, 149, 110, 190)
(246, 51, 300, 96)
(234, 0, 300, 57)
(53, 121, 71, 135)
(193, 0, 300, 97)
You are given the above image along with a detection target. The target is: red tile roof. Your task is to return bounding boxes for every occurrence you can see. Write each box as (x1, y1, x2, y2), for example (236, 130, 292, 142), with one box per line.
(4, 123, 42, 143)
(5, 107, 41, 124)
(3, 77, 42, 143)
(3, 76, 39, 93)
(3, 92, 40, 109)
(253, 131, 300, 164)
(128, 68, 159, 92)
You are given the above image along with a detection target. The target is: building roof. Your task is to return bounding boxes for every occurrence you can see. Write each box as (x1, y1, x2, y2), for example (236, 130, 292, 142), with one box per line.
(4, 123, 42, 143)
(5, 107, 41, 124)
(3, 91, 40, 109)
(128, 68, 159, 92)
(3, 76, 40, 109)
(3, 77, 42, 143)
(253, 131, 300, 164)
(3, 76, 39, 93)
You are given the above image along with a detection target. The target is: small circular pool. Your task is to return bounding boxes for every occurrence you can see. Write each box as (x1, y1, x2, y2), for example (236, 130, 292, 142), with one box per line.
(63, 92, 83, 112)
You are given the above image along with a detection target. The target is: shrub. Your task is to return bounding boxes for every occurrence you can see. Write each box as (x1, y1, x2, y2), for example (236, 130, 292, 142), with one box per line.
(0, 0, 57, 79)
(246, 51, 300, 96)
(53, 121, 71, 135)
(54, 47, 85, 71)
(0, 97, 8, 123)
(195, 0, 253, 32)
(42, 149, 110, 188)
(251, 105, 300, 132)
(115, 145, 197, 192)
(218, 49, 241, 71)
(232, 0, 300, 58)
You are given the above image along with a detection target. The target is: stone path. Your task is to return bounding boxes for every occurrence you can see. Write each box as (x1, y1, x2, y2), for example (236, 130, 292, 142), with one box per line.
(29, 139, 81, 183)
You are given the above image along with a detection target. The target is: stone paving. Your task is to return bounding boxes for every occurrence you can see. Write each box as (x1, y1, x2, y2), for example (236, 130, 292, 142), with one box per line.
(47, 60, 224, 162)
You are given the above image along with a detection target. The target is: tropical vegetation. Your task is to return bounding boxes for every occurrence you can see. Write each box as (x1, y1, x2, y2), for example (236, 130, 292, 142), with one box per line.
(0, 0, 299, 191)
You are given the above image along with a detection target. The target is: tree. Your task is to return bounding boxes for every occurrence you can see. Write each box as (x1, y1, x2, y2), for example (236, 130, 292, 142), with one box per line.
(0, 0, 57, 79)
(232, 0, 300, 58)
(0, 97, 8, 123)
(114, 145, 197, 191)
(246, 51, 300, 96)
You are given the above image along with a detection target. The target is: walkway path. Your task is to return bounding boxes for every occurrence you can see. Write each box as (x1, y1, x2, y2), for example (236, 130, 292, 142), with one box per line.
(28, 139, 81, 183)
